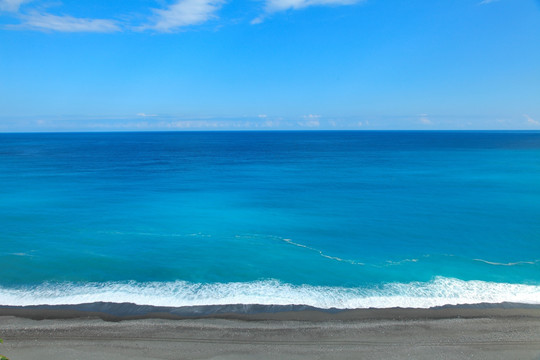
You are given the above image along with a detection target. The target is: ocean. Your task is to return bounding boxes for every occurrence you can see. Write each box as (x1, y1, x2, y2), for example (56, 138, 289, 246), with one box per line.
(1, 131, 540, 309)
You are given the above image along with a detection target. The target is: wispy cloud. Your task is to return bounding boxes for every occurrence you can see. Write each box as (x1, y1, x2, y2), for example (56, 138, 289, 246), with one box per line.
(145, 0, 224, 32)
(524, 114, 539, 126)
(298, 115, 320, 128)
(297, 120, 320, 127)
(12, 12, 121, 32)
(252, 0, 363, 23)
(3, 0, 357, 32)
(137, 113, 158, 117)
(419, 113, 432, 125)
(0, 0, 28, 12)
(479, 0, 499, 5)
(2, 0, 223, 33)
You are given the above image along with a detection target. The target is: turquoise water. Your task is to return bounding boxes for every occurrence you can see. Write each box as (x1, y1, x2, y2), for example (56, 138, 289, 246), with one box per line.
(1, 131, 540, 308)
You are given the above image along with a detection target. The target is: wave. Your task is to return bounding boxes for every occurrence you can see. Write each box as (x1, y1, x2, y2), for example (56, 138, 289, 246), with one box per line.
(1, 277, 540, 309)
(472, 258, 539, 266)
(281, 238, 364, 265)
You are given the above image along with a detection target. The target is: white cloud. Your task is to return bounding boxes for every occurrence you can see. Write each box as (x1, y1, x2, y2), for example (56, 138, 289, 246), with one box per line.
(166, 120, 260, 129)
(146, 0, 224, 32)
(297, 120, 320, 127)
(524, 114, 539, 126)
(253, 0, 363, 23)
(2, 0, 222, 33)
(14, 12, 121, 32)
(137, 113, 158, 117)
(0, 0, 28, 12)
(479, 0, 499, 4)
(299, 114, 321, 127)
(419, 114, 432, 125)
(250, 17, 263, 25)
(259, 120, 277, 128)
(257, 114, 267, 118)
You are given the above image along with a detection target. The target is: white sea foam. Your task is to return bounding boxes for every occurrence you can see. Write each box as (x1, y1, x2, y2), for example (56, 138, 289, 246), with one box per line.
(9, 253, 32, 257)
(1, 277, 540, 309)
(472, 258, 539, 266)
(385, 258, 419, 265)
(282, 238, 364, 265)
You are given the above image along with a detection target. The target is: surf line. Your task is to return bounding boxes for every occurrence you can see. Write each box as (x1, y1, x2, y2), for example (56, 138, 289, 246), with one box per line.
(472, 258, 538, 266)
(282, 238, 364, 265)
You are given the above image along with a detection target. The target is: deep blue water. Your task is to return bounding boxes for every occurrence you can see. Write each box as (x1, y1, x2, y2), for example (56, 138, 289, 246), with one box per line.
(1, 131, 539, 308)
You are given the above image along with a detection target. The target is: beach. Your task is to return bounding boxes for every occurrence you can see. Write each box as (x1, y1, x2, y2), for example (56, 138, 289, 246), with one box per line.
(1, 306, 540, 359)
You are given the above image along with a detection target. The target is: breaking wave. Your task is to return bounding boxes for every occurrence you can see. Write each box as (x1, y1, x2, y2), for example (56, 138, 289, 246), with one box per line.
(1, 277, 540, 309)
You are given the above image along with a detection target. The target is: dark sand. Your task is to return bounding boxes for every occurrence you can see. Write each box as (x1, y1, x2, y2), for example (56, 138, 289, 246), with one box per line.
(1, 306, 540, 359)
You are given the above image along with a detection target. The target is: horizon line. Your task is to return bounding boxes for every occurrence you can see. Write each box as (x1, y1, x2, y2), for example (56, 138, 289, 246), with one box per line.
(2, 129, 540, 134)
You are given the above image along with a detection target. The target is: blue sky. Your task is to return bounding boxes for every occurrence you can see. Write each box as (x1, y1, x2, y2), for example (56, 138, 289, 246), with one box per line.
(0, 0, 539, 131)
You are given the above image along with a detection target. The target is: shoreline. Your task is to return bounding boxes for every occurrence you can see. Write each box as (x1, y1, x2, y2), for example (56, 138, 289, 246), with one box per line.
(2, 301, 540, 321)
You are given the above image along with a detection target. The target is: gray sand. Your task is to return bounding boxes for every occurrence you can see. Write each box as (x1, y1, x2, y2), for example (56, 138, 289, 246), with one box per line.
(1, 308, 540, 359)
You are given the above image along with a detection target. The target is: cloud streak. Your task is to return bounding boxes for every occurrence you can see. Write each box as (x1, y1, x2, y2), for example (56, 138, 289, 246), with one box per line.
(13, 12, 121, 32)
(253, 0, 364, 23)
(2, 0, 223, 33)
(146, 0, 224, 32)
(3, 0, 360, 32)
(419, 114, 432, 125)
(524, 114, 539, 126)
(0, 0, 28, 12)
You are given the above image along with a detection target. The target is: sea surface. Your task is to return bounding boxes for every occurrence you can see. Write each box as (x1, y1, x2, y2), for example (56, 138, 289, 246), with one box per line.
(1, 131, 540, 309)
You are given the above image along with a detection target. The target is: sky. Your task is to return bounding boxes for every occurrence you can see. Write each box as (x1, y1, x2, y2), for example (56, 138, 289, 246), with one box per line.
(0, 0, 539, 131)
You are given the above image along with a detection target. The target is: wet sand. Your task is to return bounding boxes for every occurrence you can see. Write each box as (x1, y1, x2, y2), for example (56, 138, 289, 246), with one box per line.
(1, 307, 540, 359)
